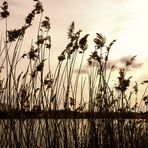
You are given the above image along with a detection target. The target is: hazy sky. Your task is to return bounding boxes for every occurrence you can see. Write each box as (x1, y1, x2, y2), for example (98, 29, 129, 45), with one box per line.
(1, 0, 148, 81)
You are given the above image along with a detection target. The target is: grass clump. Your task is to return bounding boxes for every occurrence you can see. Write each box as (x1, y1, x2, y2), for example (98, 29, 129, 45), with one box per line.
(0, 1, 148, 147)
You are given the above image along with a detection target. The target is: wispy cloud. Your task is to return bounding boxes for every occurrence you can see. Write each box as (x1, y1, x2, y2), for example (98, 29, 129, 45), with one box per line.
(74, 55, 143, 74)
(119, 56, 143, 68)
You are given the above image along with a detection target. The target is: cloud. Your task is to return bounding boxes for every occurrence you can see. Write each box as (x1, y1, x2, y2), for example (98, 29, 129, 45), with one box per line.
(74, 55, 143, 74)
(74, 60, 116, 75)
(130, 62, 143, 69)
(118, 55, 143, 68)
(119, 55, 132, 63)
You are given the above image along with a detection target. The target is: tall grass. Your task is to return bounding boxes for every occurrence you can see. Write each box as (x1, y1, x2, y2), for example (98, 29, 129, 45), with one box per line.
(0, 0, 148, 147)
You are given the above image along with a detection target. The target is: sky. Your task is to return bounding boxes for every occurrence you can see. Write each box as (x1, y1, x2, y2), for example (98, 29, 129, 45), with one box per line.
(1, 0, 148, 81)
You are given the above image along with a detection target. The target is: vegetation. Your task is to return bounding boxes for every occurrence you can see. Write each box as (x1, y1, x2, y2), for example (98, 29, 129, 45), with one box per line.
(0, 0, 148, 147)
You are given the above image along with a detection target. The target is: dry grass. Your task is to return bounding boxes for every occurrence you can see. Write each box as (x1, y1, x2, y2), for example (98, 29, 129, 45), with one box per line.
(0, 1, 148, 147)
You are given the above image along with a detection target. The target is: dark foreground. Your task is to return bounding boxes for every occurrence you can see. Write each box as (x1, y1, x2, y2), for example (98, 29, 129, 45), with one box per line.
(0, 110, 148, 119)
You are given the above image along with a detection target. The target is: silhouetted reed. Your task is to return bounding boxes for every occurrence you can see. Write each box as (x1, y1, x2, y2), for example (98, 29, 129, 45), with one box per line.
(0, 1, 148, 147)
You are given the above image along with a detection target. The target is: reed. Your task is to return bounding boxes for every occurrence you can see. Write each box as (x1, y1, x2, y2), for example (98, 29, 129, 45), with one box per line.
(0, 1, 148, 147)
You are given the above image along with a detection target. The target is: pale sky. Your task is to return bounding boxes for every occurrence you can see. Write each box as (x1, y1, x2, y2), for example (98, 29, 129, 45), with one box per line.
(1, 0, 148, 80)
